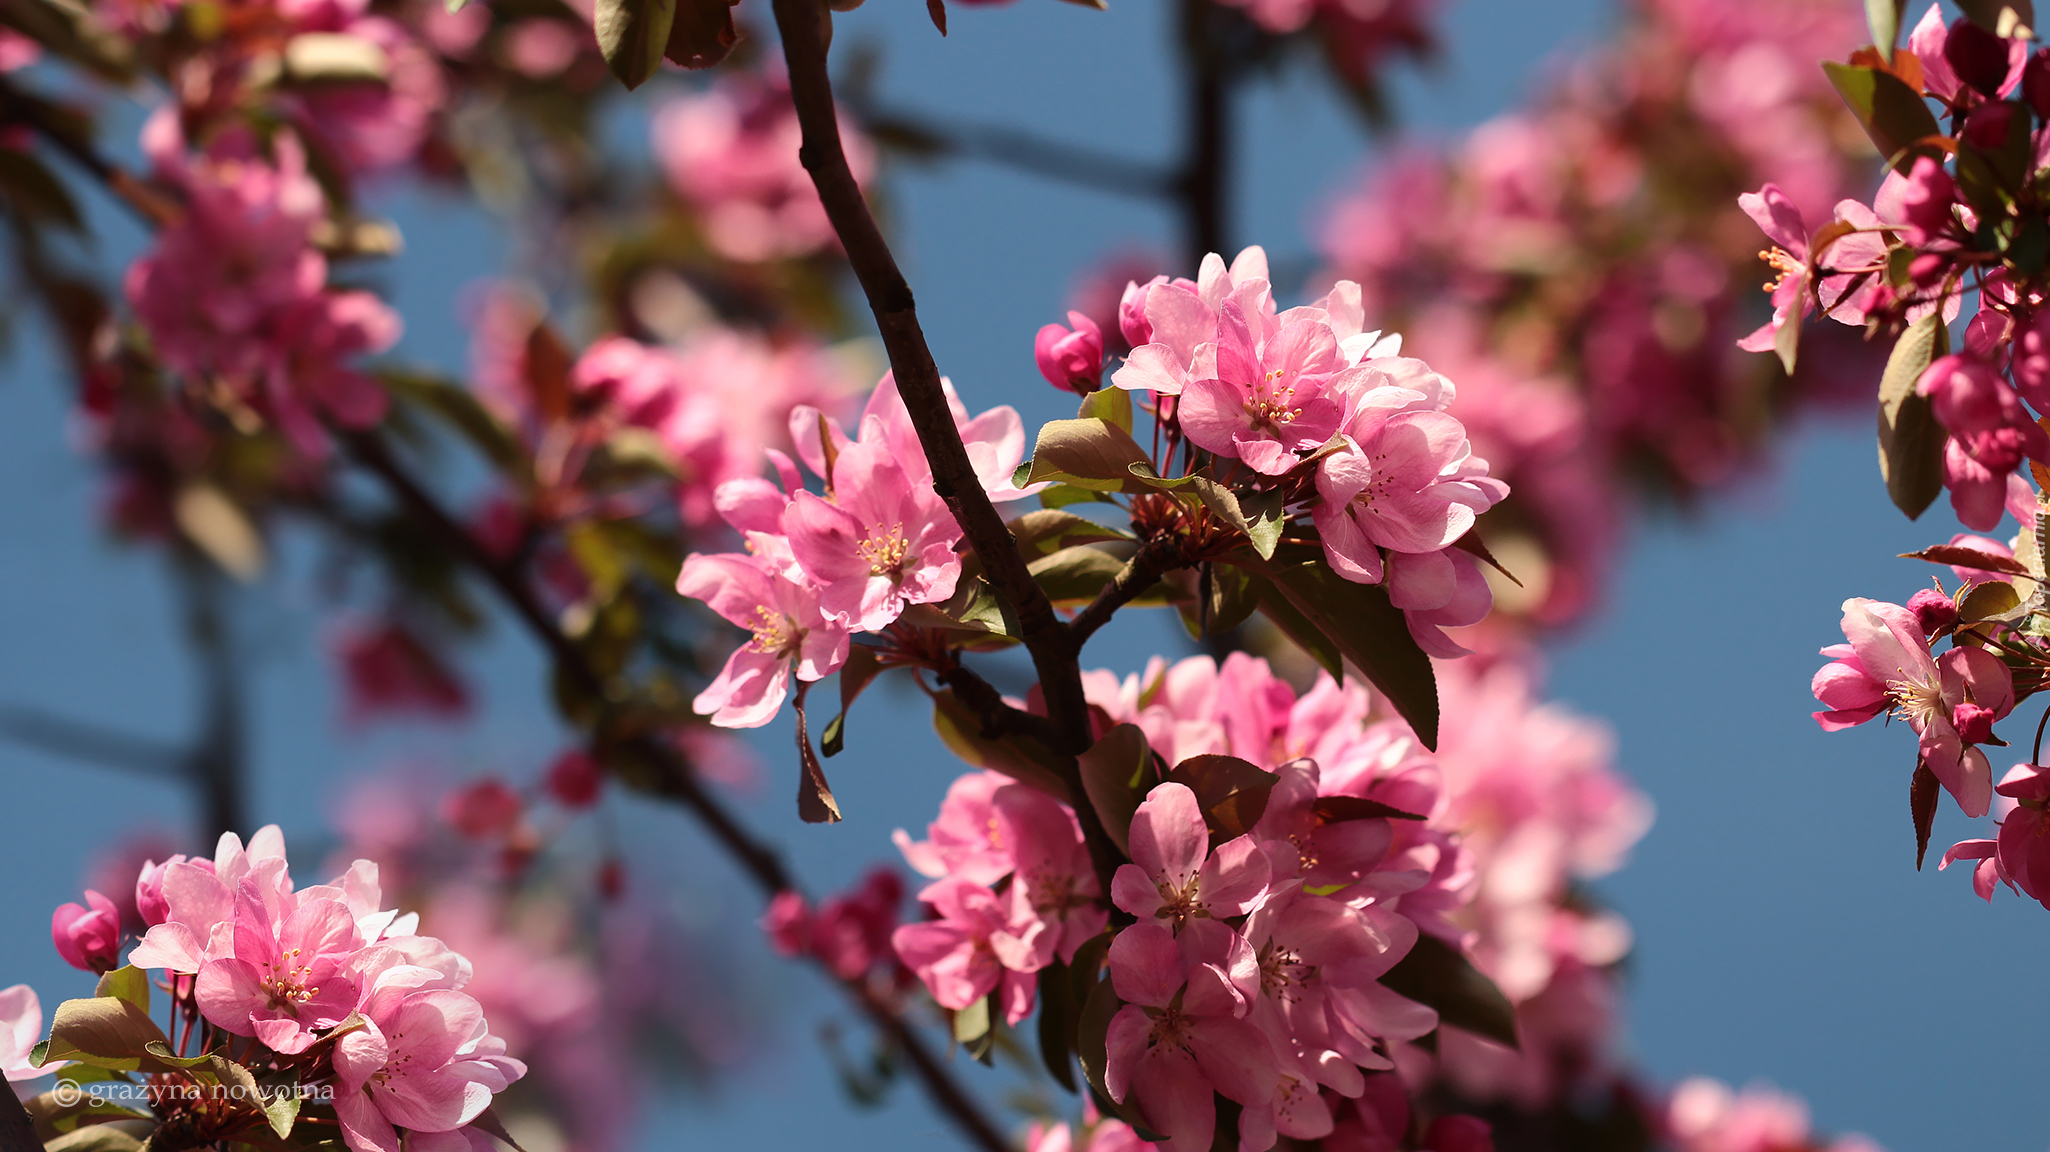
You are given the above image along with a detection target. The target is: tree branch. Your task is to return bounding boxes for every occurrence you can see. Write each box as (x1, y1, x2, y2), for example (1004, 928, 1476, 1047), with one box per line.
(1176, 0, 1234, 270)
(1068, 536, 1187, 647)
(0, 75, 178, 227)
(0, 705, 185, 777)
(860, 106, 1176, 200)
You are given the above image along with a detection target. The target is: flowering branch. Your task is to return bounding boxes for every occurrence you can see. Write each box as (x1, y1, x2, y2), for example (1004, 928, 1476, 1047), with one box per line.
(343, 429, 1012, 1152)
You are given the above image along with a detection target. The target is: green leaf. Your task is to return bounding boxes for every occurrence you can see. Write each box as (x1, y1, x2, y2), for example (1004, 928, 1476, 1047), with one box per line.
(1007, 510, 1134, 559)
(1077, 724, 1153, 858)
(1177, 562, 1262, 639)
(1867, 0, 1907, 48)
(93, 969, 148, 1017)
(1039, 484, 1117, 510)
(1251, 546, 1440, 750)
(594, 0, 675, 89)
(25, 1083, 148, 1139)
(42, 1123, 145, 1152)
(896, 576, 1021, 644)
(1029, 545, 1168, 608)
(40, 998, 172, 1073)
(139, 1042, 218, 1071)
(1378, 932, 1520, 1050)
(1024, 419, 1153, 492)
(1877, 312, 1948, 519)
(822, 646, 886, 758)
(931, 688, 1070, 798)
(951, 995, 990, 1046)
(1823, 61, 1943, 173)
(1036, 955, 1079, 1093)
(1125, 466, 1285, 560)
(1077, 387, 1133, 435)
(1249, 574, 1342, 678)
(1165, 755, 1277, 844)
(1956, 0, 2035, 37)
(1959, 579, 2023, 622)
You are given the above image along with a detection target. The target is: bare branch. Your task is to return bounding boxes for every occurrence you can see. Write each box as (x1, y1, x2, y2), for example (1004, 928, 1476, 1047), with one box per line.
(861, 106, 1174, 200)
(0, 704, 185, 777)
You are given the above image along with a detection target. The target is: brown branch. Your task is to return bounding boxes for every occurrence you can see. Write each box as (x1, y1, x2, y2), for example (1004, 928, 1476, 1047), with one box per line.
(1069, 537, 1187, 647)
(767, 0, 1094, 756)
(1175, 0, 1233, 270)
(937, 661, 1062, 748)
(859, 105, 1175, 200)
(0, 75, 178, 227)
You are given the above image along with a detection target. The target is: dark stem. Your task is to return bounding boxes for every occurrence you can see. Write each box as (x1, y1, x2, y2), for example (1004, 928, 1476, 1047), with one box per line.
(1176, 0, 1232, 269)
(859, 106, 1176, 200)
(1069, 537, 1188, 646)
(175, 552, 247, 843)
(0, 706, 185, 777)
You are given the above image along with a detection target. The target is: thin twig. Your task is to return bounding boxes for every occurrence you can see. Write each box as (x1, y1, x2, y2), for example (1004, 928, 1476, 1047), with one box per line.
(1069, 537, 1186, 646)
(0, 705, 185, 777)
(861, 106, 1175, 199)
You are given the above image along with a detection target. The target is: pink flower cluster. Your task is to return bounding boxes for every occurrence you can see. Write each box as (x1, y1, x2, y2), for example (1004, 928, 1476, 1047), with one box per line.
(888, 649, 1642, 1149)
(1664, 1077, 1881, 1152)
(676, 374, 1031, 727)
(763, 867, 907, 984)
(58, 826, 525, 1152)
(1215, 0, 1439, 87)
(1113, 247, 1507, 655)
(652, 66, 876, 263)
(125, 112, 400, 459)
(1321, 0, 1870, 622)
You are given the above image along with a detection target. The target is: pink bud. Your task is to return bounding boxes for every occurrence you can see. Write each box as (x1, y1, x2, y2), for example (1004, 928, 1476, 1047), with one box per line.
(1896, 155, 1956, 247)
(1117, 277, 1163, 350)
(544, 749, 603, 808)
(133, 856, 195, 928)
(1946, 18, 2016, 97)
(1906, 588, 1959, 635)
(2015, 311, 2050, 409)
(1918, 353, 2022, 435)
(761, 890, 812, 957)
(1955, 701, 1999, 745)
(2026, 49, 2050, 118)
(444, 776, 524, 838)
(1422, 1115, 1494, 1152)
(1962, 100, 2025, 149)
(1035, 311, 1106, 394)
(52, 891, 121, 972)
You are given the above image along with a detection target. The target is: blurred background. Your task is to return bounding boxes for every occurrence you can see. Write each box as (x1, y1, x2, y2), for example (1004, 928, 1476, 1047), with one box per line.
(1, 1, 2039, 1149)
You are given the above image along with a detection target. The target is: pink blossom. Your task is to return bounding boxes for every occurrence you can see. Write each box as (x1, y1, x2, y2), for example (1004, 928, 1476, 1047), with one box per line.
(1179, 300, 1343, 474)
(1313, 397, 1504, 584)
(793, 372, 1038, 506)
(195, 888, 364, 1053)
(130, 827, 290, 974)
(1939, 836, 2008, 902)
(1037, 311, 1107, 393)
(442, 778, 524, 838)
(893, 771, 1015, 886)
(333, 621, 470, 726)
(1734, 184, 1878, 354)
(334, 983, 518, 1152)
(1993, 764, 2050, 908)
(1112, 246, 1274, 397)
(51, 891, 121, 972)
(993, 785, 1107, 964)
(772, 868, 905, 981)
(1822, 597, 2013, 817)
(1385, 546, 1495, 657)
(1917, 354, 2050, 530)
(0, 985, 51, 1083)
(136, 855, 206, 928)
(784, 434, 964, 631)
(543, 750, 603, 809)
(676, 549, 850, 729)
(889, 877, 1040, 1024)
(1109, 782, 1271, 929)
(1103, 922, 1277, 1152)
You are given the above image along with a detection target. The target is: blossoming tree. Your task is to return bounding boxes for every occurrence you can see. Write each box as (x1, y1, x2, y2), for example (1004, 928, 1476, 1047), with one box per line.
(0, 0, 1922, 1150)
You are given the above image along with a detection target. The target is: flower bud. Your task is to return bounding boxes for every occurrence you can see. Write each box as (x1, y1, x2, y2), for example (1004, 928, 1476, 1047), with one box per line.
(52, 891, 121, 972)
(544, 748, 603, 808)
(1118, 277, 1164, 350)
(444, 776, 524, 838)
(133, 856, 204, 928)
(1895, 155, 1957, 247)
(760, 890, 812, 957)
(1035, 311, 1106, 393)
(1962, 99, 2026, 150)
(1422, 1115, 1495, 1152)
(1909, 251, 1952, 290)
(1946, 17, 2016, 98)
(1954, 701, 1999, 745)
(1906, 587, 1960, 636)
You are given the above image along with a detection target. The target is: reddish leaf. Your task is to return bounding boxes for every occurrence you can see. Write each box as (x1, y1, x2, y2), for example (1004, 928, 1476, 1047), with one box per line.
(1313, 795, 1426, 824)
(1912, 759, 1939, 870)
(792, 682, 842, 824)
(926, 0, 946, 34)
(664, 0, 741, 68)
(1899, 545, 2031, 577)
(1166, 754, 1277, 843)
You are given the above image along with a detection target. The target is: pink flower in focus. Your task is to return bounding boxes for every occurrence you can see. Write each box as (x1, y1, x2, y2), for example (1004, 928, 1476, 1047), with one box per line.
(51, 891, 121, 972)
(195, 888, 364, 1053)
(1037, 311, 1107, 393)
(889, 877, 1041, 1025)
(893, 771, 1015, 886)
(1179, 301, 1343, 475)
(1313, 396, 1504, 584)
(993, 785, 1107, 964)
(1821, 597, 2013, 817)
(1916, 353, 2050, 531)
(1109, 781, 1271, 929)
(1993, 763, 2050, 908)
(1112, 246, 1274, 397)
(1103, 922, 1277, 1152)
(784, 435, 964, 631)
(676, 549, 851, 729)
(334, 982, 519, 1152)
